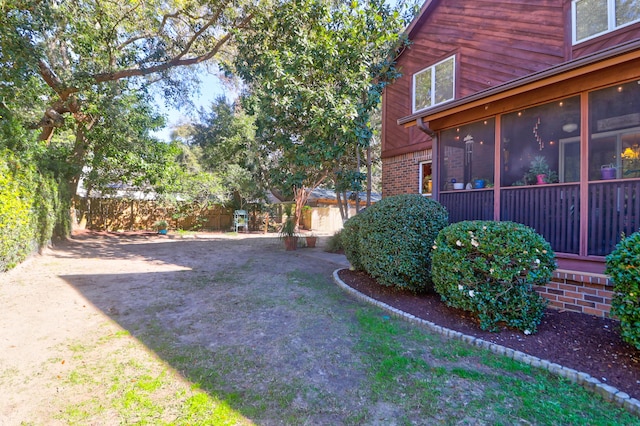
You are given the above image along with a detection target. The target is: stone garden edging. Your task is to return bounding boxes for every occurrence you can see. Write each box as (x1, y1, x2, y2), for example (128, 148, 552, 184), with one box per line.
(332, 269, 640, 417)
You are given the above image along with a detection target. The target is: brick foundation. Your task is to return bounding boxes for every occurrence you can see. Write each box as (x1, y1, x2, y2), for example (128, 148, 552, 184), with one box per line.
(535, 270, 613, 318)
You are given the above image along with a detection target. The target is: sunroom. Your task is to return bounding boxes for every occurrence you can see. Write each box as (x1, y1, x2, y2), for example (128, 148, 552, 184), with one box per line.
(399, 40, 640, 270)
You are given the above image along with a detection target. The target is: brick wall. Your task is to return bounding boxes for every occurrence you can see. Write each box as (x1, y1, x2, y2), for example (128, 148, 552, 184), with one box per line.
(535, 271, 613, 318)
(382, 149, 432, 197)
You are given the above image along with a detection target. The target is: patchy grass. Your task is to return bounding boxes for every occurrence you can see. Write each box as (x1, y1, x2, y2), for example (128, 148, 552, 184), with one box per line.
(9, 235, 639, 425)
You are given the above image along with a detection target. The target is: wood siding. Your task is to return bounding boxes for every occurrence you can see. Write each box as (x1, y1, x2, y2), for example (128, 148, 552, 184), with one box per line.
(572, 22, 640, 59)
(383, 0, 568, 158)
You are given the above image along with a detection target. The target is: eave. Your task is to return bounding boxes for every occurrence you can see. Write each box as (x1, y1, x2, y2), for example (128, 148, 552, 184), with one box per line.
(398, 38, 640, 128)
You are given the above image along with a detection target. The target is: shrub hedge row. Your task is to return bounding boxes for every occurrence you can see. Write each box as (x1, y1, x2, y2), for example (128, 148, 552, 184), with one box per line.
(0, 150, 64, 272)
(342, 195, 557, 335)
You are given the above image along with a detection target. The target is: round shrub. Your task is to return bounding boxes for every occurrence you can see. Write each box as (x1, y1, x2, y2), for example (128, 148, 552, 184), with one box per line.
(355, 194, 448, 292)
(432, 221, 556, 334)
(605, 231, 640, 350)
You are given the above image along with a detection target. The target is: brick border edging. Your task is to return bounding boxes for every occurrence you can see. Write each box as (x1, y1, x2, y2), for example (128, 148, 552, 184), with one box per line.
(332, 269, 640, 417)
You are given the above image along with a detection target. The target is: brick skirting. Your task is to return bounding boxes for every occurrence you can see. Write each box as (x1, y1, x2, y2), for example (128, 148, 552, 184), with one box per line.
(535, 270, 614, 318)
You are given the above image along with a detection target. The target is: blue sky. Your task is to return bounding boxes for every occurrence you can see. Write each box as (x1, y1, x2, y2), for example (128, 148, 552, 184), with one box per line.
(151, 74, 237, 142)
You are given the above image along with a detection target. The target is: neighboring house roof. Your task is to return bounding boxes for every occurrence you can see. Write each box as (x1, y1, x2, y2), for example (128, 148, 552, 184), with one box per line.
(398, 38, 640, 127)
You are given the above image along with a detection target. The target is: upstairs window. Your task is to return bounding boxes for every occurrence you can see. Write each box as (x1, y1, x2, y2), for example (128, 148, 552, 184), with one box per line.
(412, 55, 455, 113)
(573, 0, 640, 44)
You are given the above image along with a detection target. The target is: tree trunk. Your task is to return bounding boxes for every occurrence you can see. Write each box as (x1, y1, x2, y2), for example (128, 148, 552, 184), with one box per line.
(366, 145, 372, 208)
(355, 148, 361, 214)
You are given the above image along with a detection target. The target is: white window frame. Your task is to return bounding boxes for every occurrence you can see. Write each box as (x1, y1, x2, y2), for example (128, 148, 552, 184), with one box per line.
(572, 0, 640, 45)
(419, 161, 433, 196)
(412, 55, 455, 113)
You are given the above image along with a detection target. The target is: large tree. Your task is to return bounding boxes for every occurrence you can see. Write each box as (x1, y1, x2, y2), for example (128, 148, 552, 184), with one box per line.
(233, 0, 411, 227)
(1, 0, 260, 196)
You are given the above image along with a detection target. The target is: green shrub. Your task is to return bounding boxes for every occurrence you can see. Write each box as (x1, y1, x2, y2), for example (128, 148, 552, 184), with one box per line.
(432, 221, 556, 334)
(325, 229, 344, 253)
(347, 194, 448, 292)
(341, 210, 368, 271)
(605, 231, 640, 350)
(0, 150, 62, 271)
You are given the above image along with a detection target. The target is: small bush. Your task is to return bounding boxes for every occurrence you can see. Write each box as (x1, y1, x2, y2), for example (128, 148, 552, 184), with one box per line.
(605, 231, 640, 350)
(325, 229, 344, 253)
(346, 194, 448, 292)
(432, 221, 556, 333)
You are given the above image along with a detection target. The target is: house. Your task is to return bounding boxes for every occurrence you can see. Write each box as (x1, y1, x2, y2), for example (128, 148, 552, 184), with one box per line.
(381, 0, 640, 317)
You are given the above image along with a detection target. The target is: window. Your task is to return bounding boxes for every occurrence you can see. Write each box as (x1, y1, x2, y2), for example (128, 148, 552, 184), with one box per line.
(573, 0, 640, 44)
(501, 97, 581, 186)
(419, 161, 432, 195)
(412, 56, 455, 113)
(440, 119, 495, 191)
(589, 80, 640, 180)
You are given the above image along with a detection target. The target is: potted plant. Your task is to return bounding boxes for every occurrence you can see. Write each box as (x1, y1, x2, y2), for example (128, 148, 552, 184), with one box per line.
(305, 233, 318, 248)
(525, 156, 558, 185)
(154, 219, 169, 235)
(279, 216, 298, 251)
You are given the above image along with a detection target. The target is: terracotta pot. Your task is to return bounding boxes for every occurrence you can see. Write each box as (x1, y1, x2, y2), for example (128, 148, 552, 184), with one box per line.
(305, 236, 317, 248)
(284, 236, 298, 251)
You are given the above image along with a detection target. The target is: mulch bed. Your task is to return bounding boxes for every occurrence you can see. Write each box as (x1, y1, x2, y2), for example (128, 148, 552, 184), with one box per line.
(338, 269, 640, 401)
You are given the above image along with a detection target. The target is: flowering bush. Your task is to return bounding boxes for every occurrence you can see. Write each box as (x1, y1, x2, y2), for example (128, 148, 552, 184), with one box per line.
(605, 231, 640, 350)
(432, 221, 556, 333)
(344, 194, 448, 292)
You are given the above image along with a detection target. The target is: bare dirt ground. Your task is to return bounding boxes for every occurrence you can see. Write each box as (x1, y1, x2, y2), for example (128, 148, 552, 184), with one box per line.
(0, 231, 360, 425)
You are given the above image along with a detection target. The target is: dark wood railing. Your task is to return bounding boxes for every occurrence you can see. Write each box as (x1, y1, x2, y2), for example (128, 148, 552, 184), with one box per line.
(439, 189, 494, 223)
(588, 179, 640, 256)
(500, 184, 580, 254)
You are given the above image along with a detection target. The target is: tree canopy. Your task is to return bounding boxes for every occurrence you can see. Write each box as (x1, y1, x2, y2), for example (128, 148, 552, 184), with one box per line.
(233, 0, 411, 224)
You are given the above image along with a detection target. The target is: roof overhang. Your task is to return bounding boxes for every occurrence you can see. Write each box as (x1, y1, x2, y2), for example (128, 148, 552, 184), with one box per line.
(398, 38, 640, 128)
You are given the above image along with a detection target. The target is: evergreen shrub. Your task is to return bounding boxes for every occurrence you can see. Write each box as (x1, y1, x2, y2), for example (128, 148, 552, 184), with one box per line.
(432, 221, 556, 333)
(0, 150, 60, 271)
(344, 194, 448, 292)
(605, 231, 640, 350)
(341, 210, 368, 271)
(325, 229, 344, 253)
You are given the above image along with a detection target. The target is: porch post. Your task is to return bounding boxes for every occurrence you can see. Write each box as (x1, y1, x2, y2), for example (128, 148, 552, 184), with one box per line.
(579, 92, 589, 256)
(494, 115, 502, 221)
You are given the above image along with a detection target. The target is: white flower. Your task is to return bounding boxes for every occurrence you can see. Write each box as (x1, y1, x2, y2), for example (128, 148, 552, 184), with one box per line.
(535, 259, 541, 264)
(489, 268, 494, 274)
(458, 284, 464, 291)
(523, 250, 528, 255)
(524, 329, 532, 335)
(456, 240, 463, 247)
(471, 239, 479, 248)
(482, 226, 487, 230)
(469, 290, 475, 297)
(432, 245, 437, 250)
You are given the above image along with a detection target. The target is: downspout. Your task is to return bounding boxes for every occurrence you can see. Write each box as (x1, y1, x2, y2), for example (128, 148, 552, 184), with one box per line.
(416, 117, 439, 200)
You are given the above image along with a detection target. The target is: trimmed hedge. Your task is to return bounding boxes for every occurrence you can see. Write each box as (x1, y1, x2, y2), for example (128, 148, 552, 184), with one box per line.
(605, 231, 640, 350)
(0, 150, 63, 272)
(432, 221, 556, 334)
(342, 194, 448, 292)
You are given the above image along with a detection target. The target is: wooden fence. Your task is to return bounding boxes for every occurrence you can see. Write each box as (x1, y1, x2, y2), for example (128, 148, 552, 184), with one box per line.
(75, 198, 235, 231)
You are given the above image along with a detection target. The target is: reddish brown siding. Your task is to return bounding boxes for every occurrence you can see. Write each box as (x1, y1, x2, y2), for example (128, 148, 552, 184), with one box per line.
(383, 0, 567, 158)
(573, 22, 640, 59)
